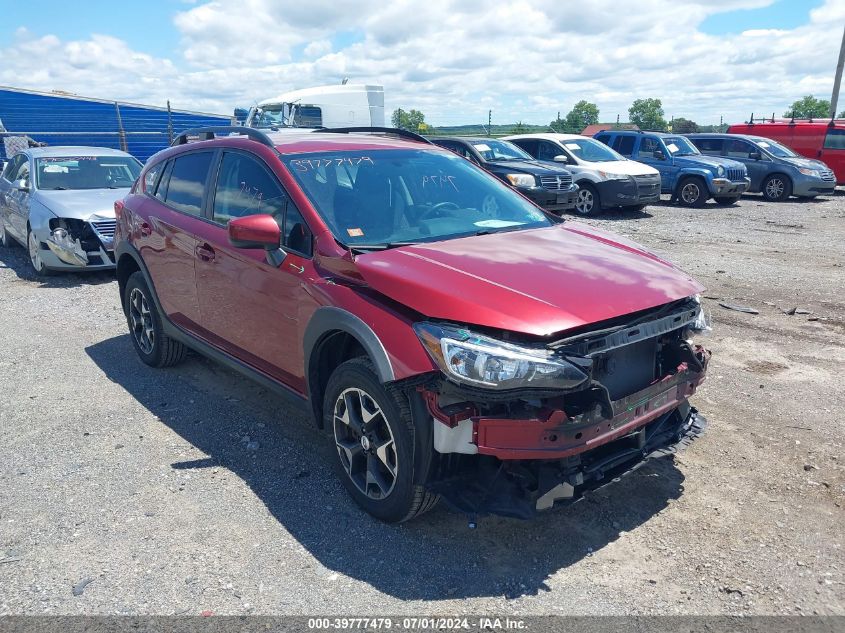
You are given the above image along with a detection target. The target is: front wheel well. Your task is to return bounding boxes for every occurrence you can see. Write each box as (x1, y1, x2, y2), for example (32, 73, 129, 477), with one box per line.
(116, 254, 141, 312)
(308, 331, 369, 428)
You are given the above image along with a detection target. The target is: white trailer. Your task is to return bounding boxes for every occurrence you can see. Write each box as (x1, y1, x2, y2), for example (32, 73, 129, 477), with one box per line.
(241, 84, 385, 130)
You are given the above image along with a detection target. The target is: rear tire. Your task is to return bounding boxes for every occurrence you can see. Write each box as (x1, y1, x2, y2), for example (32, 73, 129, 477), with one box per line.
(676, 177, 708, 208)
(574, 183, 600, 216)
(714, 196, 741, 206)
(323, 358, 438, 523)
(762, 174, 792, 201)
(0, 221, 15, 248)
(124, 271, 187, 368)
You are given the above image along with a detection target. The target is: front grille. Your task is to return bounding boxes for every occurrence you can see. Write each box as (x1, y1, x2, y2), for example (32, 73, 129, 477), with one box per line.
(821, 169, 835, 182)
(90, 220, 116, 243)
(634, 174, 661, 194)
(540, 174, 573, 191)
(727, 167, 746, 182)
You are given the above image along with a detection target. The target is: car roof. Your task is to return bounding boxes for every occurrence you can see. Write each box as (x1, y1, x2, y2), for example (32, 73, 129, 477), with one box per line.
(504, 133, 588, 142)
(430, 136, 497, 143)
(270, 131, 434, 154)
(25, 146, 135, 158)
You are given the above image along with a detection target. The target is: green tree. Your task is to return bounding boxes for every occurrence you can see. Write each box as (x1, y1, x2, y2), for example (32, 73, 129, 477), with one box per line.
(671, 117, 699, 133)
(785, 95, 831, 119)
(513, 120, 529, 133)
(562, 100, 599, 132)
(628, 98, 667, 131)
(391, 108, 427, 132)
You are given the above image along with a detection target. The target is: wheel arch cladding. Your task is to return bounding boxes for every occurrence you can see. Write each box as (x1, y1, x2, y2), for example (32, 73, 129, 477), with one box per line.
(304, 307, 397, 427)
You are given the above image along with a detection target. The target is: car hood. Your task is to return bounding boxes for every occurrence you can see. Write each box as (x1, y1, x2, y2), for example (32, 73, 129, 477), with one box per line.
(488, 159, 572, 176)
(781, 156, 829, 170)
(673, 154, 744, 171)
(575, 160, 659, 176)
(34, 188, 128, 220)
(354, 223, 704, 336)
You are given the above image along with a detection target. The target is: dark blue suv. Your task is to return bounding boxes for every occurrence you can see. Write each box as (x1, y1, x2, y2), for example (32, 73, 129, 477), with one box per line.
(595, 130, 750, 207)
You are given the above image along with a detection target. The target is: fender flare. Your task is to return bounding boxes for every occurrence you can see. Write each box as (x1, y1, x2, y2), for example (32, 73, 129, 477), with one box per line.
(115, 241, 166, 320)
(675, 169, 714, 193)
(303, 306, 396, 389)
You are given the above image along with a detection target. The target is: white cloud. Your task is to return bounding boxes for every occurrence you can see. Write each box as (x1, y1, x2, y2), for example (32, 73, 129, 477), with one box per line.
(1, 0, 844, 126)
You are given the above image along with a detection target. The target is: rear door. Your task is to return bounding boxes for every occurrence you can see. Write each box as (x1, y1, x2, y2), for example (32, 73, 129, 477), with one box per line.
(725, 138, 768, 191)
(820, 129, 845, 184)
(139, 150, 215, 332)
(637, 136, 675, 190)
(193, 150, 314, 391)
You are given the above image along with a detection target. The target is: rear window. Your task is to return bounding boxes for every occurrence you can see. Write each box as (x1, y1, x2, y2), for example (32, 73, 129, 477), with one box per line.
(824, 129, 845, 150)
(612, 136, 635, 156)
(693, 138, 724, 155)
(164, 152, 214, 216)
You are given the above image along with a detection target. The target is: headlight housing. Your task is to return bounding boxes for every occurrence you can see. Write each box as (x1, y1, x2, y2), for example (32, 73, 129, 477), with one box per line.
(598, 171, 629, 181)
(798, 167, 820, 178)
(505, 173, 536, 187)
(716, 166, 726, 177)
(414, 323, 591, 391)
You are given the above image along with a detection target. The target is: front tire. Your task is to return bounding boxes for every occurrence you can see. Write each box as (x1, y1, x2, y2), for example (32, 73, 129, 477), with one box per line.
(27, 228, 55, 276)
(676, 177, 708, 208)
(323, 358, 438, 523)
(762, 174, 792, 201)
(574, 183, 600, 216)
(124, 271, 187, 368)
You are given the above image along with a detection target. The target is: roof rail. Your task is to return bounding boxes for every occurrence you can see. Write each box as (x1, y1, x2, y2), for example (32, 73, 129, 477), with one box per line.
(312, 126, 432, 144)
(171, 126, 276, 148)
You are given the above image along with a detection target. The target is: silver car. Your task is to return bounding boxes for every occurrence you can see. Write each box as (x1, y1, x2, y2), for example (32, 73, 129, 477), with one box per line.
(0, 146, 141, 275)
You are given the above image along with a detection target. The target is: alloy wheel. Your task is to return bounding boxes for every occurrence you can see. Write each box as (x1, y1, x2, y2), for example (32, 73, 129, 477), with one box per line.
(28, 231, 44, 272)
(680, 182, 701, 205)
(575, 188, 594, 215)
(765, 178, 785, 200)
(129, 287, 155, 355)
(333, 387, 398, 500)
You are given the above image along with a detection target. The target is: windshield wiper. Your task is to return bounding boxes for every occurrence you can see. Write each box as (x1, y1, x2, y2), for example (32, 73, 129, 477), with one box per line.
(50, 186, 69, 190)
(349, 241, 420, 253)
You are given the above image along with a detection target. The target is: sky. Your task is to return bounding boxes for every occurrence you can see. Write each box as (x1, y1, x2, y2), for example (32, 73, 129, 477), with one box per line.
(0, 0, 842, 127)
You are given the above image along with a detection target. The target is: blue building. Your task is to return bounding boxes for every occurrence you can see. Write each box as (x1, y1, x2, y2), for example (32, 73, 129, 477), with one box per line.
(0, 86, 231, 162)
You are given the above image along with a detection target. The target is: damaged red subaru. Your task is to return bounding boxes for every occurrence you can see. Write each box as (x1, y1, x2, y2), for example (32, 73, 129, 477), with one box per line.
(114, 126, 711, 522)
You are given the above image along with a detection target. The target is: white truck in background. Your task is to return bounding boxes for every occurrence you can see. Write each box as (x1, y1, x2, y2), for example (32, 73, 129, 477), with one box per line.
(237, 84, 385, 130)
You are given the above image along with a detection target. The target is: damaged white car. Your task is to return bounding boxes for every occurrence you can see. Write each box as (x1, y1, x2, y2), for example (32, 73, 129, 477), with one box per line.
(0, 147, 141, 275)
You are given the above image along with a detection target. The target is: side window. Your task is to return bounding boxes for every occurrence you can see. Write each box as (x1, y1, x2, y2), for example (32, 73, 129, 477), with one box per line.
(638, 137, 661, 159)
(823, 129, 845, 150)
(15, 160, 31, 184)
(512, 139, 537, 157)
(212, 152, 288, 224)
(595, 134, 610, 146)
(143, 161, 164, 194)
(726, 139, 755, 159)
(164, 152, 214, 216)
(694, 138, 724, 155)
(612, 136, 635, 156)
(282, 202, 312, 256)
(537, 142, 562, 161)
(3, 155, 23, 181)
(155, 160, 173, 202)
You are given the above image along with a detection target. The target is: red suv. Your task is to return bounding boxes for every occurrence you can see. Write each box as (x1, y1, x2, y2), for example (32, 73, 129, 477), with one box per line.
(114, 126, 711, 522)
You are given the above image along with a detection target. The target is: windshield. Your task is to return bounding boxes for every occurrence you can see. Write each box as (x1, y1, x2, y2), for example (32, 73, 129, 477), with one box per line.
(470, 139, 533, 162)
(560, 138, 625, 162)
(755, 139, 798, 158)
(252, 103, 322, 128)
(35, 156, 141, 190)
(663, 136, 700, 156)
(283, 149, 552, 248)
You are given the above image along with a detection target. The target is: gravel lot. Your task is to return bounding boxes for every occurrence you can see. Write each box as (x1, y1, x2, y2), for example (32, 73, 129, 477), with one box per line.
(0, 192, 843, 616)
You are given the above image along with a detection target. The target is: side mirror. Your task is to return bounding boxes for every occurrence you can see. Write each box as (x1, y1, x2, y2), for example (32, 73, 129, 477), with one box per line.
(553, 154, 569, 163)
(749, 151, 762, 161)
(653, 150, 666, 161)
(228, 214, 281, 250)
(13, 178, 30, 192)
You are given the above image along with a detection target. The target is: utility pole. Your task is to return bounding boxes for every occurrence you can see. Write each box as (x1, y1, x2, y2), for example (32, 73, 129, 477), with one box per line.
(831, 25, 845, 118)
(720, 114, 723, 131)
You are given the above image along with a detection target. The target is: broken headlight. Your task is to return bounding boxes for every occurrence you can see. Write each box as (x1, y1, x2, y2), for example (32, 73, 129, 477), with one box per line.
(414, 323, 590, 390)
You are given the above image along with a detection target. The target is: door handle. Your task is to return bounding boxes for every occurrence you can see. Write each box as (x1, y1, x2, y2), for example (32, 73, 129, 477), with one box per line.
(195, 243, 215, 262)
